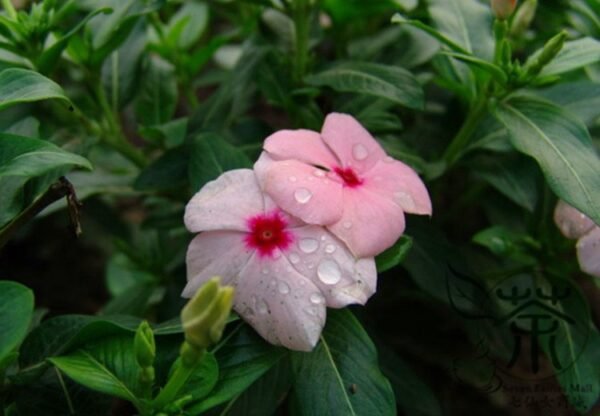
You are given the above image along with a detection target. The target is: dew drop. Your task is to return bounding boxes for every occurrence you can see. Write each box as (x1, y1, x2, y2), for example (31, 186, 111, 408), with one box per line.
(395, 191, 416, 211)
(272, 250, 282, 259)
(310, 293, 325, 304)
(294, 188, 312, 204)
(289, 176, 297, 182)
(299, 238, 319, 253)
(262, 268, 269, 275)
(257, 299, 268, 314)
(352, 143, 369, 161)
(289, 253, 300, 264)
(343, 221, 352, 229)
(325, 244, 336, 254)
(278, 281, 290, 294)
(320, 235, 326, 241)
(313, 169, 325, 177)
(304, 306, 317, 316)
(317, 259, 342, 284)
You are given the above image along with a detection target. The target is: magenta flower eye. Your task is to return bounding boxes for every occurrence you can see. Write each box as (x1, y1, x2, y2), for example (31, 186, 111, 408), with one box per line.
(333, 166, 363, 188)
(245, 212, 293, 257)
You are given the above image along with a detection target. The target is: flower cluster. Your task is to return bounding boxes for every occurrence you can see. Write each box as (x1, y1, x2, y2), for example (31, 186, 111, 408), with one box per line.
(182, 113, 432, 351)
(554, 200, 600, 278)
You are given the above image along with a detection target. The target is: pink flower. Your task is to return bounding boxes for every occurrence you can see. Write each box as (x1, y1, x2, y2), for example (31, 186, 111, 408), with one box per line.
(182, 169, 377, 351)
(254, 113, 432, 258)
(554, 200, 600, 277)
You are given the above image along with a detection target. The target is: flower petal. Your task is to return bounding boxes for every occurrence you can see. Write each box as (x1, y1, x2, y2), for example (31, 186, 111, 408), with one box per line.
(185, 169, 265, 233)
(328, 189, 406, 257)
(234, 250, 326, 351)
(255, 153, 344, 225)
(283, 225, 377, 308)
(577, 227, 600, 278)
(554, 200, 596, 240)
(264, 129, 339, 167)
(321, 113, 386, 173)
(364, 159, 432, 215)
(182, 231, 253, 298)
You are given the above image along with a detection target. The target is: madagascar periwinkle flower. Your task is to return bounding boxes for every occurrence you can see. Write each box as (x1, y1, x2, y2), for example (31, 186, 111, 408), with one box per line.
(554, 200, 600, 277)
(183, 169, 376, 351)
(491, 0, 517, 20)
(254, 113, 432, 258)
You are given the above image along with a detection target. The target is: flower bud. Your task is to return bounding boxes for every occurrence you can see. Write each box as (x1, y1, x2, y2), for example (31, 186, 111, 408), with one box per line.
(524, 30, 567, 77)
(181, 277, 234, 351)
(491, 0, 517, 20)
(511, 0, 537, 36)
(134, 321, 156, 369)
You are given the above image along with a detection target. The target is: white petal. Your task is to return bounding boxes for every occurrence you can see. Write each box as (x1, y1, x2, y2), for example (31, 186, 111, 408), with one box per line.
(577, 227, 600, 278)
(185, 169, 265, 233)
(182, 231, 253, 298)
(283, 225, 377, 308)
(234, 250, 326, 351)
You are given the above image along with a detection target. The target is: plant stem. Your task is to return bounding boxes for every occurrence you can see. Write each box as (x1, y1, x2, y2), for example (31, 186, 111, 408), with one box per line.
(292, 0, 310, 82)
(1, 0, 16, 19)
(442, 97, 489, 166)
(0, 178, 73, 250)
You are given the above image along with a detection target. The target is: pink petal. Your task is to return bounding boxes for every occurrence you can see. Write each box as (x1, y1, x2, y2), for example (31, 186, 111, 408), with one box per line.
(234, 251, 326, 351)
(254, 153, 344, 225)
(328, 189, 406, 257)
(364, 159, 432, 215)
(185, 169, 265, 233)
(554, 200, 596, 240)
(182, 231, 253, 297)
(577, 227, 600, 278)
(321, 113, 386, 173)
(264, 129, 339, 167)
(283, 225, 377, 308)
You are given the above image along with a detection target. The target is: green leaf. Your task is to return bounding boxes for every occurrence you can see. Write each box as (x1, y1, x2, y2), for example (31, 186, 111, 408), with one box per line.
(376, 235, 413, 273)
(538, 81, 600, 126)
(134, 56, 178, 126)
(134, 145, 189, 191)
(538, 38, 600, 77)
(426, 0, 494, 60)
(165, 2, 209, 50)
(0, 133, 92, 179)
(472, 225, 538, 264)
(187, 324, 287, 414)
(49, 334, 140, 404)
(175, 352, 219, 401)
(188, 133, 252, 192)
(0, 68, 71, 110)
(305, 62, 424, 110)
(0, 281, 34, 365)
(36, 7, 111, 74)
(492, 96, 600, 226)
(290, 309, 395, 416)
(105, 252, 156, 297)
(101, 283, 158, 317)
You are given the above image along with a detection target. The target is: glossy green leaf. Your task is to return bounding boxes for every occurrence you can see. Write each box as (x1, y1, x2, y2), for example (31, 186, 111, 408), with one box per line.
(166, 2, 209, 50)
(538, 81, 600, 126)
(0, 68, 70, 110)
(0, 281, 34, 365)
(290, 309, 395, 416)
(427, 0, 494, 60)
(0, 133, 92, 179)
(49, 334, 141, 404)
(305, 62, 424, 110)
(493, 96, 600, 225)
(188, 133, 252, 192)
(538, 38, 600, 77)
(376, 235, 413, 273)
(134, 56, 178, 126)
(174, 352, 219, 401)
(187, 324, 287, 414)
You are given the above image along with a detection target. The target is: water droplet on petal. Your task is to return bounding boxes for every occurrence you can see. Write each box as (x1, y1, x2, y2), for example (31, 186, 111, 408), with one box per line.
(289, 253, 300, 264)
(310, 293, 325, 304)
(313, 169, 325, 177)
(325, 244, 336, 254)
(289, 176, 297, 182)
(262, 268, 269, 275)
(317, 259, 342, 284)
(294, 188, 312, 204)
(320, 235, 326, 241)
(343, 221, 352, 229)
(257, 299, 268, 314)
(278, 281, 290, 294)
(352, 143, 368, 161)
(395, 191, 416, 211)
(299, 238, 319, 253)
(272, 250, 281, 259)
(304, 306, 317, 316)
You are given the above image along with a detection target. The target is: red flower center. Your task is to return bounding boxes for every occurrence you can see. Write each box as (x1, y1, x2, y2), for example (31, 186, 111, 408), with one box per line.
(334, 166, 363, 188)
(245, 211, 293, 257)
